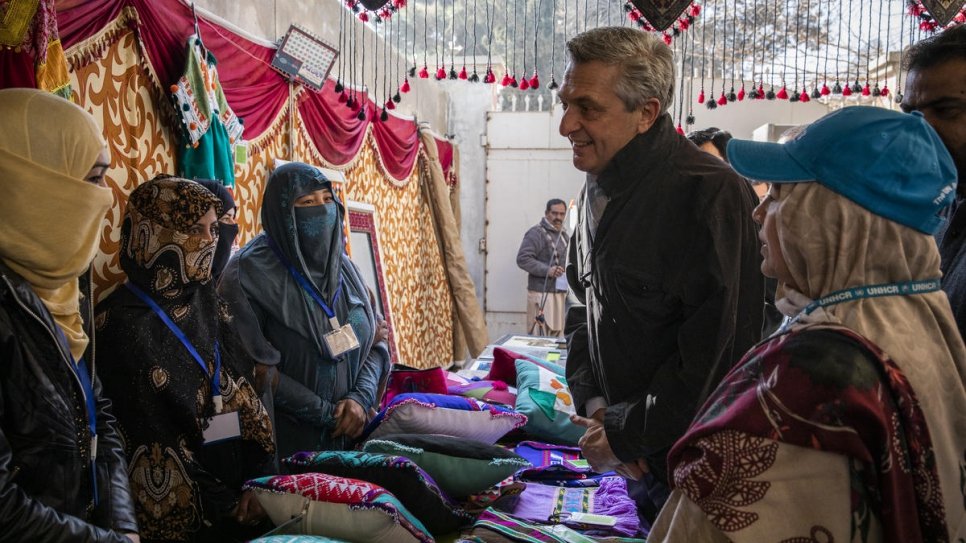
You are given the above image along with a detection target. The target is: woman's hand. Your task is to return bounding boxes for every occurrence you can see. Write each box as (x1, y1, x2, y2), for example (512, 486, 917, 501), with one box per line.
(234, 489, 266, 525)
(331, 398, 367, 439)
(374, 318, 389, 344)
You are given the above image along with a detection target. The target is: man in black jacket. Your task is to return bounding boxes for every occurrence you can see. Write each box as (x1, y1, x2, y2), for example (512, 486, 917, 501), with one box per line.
(559, 27, 764, 522)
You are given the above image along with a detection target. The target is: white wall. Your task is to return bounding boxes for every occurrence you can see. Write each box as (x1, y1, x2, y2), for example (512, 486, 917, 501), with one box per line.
(484, 108, 585, 341)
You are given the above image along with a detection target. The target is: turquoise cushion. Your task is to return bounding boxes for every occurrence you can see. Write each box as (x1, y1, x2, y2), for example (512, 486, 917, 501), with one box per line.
(363, 434, 530, 498)
(514, 359, 586, 445)
(250, 537, 349, 543)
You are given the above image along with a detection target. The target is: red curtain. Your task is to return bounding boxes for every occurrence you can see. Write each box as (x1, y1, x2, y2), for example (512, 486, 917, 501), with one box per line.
(53, 0, 419, 176)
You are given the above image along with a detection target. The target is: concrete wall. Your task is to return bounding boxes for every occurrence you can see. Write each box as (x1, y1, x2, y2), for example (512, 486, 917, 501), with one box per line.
(195, 0, 449, 129)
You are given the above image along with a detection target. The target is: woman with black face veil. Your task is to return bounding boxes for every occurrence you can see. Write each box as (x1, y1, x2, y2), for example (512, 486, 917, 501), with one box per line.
(219, 162, 390, 458)
(195, 179, 239, 285)
(96, 176, 274, 542)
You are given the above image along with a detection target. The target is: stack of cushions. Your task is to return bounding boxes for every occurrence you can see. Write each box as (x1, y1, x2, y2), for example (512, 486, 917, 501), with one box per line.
(492, 477, 639, 537)
(243, 473, 432, 543)
(363, 434, 530, 498)
(363, 393, 527, 445)
(283, 450, 473, 535)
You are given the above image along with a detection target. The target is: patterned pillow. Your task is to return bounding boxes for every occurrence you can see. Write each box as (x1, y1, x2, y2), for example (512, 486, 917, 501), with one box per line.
(513, 359, 585, 445)
(363, 434, 531, 498)
(464, 508, 648, 543)
(487, 347, 566, 386)
(447, 378, 518, 407)
(363, 393, 527, 445)
(283, 450, 473, 535)
(243, 473, 432, 543)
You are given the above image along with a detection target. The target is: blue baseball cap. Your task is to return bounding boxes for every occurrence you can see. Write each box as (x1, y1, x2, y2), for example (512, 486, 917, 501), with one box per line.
(727, 106, 957, 234)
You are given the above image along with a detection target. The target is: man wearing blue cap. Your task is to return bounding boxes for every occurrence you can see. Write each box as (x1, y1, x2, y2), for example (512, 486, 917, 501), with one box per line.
(901, 25, 966, 339)
(650, 106, 966, 542)
(558, 26, 764, 524)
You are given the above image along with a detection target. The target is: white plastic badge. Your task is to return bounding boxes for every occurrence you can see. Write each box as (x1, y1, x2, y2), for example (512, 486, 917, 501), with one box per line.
(203, 411, 241, 444)
(562, 512, 618, 527)
(323, 317, 360, 357)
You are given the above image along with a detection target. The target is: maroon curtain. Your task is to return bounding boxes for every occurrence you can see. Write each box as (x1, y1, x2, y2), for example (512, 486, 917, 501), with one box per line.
(55, 0, 420, 173)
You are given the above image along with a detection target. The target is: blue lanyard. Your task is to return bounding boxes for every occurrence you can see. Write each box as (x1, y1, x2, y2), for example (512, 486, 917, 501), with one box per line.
(783, 278, 942, 331)
(56, 328, 99, 506)
(266, 235, 342, 320)
(124, 282, 223, 412)
(802, 279, 942, 314)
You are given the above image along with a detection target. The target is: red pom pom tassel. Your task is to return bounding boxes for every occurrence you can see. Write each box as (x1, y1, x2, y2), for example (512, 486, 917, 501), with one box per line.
(776, 86, 789, 100)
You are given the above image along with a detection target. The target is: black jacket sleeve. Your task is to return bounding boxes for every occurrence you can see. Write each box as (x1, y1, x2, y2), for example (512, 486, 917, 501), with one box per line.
(604, 181, 761, 480)
(565, 231, 603, 416)
(0, 393, 132, 543)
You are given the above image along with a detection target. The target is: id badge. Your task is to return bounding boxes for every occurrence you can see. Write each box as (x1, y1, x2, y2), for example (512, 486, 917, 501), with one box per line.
(323, 317, 360, 358)
(202, 411, 241, 444)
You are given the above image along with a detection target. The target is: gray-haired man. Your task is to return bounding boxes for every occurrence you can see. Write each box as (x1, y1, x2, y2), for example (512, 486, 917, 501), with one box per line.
(559, 26, 764, 523)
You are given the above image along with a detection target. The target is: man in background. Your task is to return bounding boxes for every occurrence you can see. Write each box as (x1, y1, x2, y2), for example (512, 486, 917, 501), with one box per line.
(559, 27, 763, 523)
(516, 199, 570, 337)
(902, 24, 966, 338)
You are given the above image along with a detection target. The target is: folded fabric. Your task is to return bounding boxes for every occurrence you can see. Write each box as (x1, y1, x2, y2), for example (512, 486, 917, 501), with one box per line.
(383, 365, 448, 407)
(283, 450, 473, 535)
(513, 360, 584, 445)
(447, 378, 518, 407)
(493, 477, 639, 537)
(487, 347, 566, 386)
(513, 441, 582, 468)
(243, 473, 432, 543)
(463, 508, 648, 543)
(250, 537, 349, 543)
(363, 392, 527, 445)
(363, 433, 530, 498)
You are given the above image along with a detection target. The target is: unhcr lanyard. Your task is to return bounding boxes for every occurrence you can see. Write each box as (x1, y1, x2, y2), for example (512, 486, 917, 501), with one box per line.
(266, 235, 343, 323)
(125, 282, 223, 413)
(56, 328, 99, 505)
(783, 278, 942, 331)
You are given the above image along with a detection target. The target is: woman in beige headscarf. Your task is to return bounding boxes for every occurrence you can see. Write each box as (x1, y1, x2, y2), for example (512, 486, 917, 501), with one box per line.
(650, 106, 966, 542)
(0, 88, 139, 542)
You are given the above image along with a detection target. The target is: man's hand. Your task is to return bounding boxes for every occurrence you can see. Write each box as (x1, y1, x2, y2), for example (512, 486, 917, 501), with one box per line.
(590, 407, 606, 423)
(550, 265, 566, 278)
(331, 398, 367, 439)
(233, 489, 266, 525)
(123, 534, 140, 543)
(614, 458, 650, 481)
(571, 414, 622, 473)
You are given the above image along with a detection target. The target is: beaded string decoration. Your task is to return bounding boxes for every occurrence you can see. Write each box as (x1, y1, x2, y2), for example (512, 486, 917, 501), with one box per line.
(706, 0, 718, 110)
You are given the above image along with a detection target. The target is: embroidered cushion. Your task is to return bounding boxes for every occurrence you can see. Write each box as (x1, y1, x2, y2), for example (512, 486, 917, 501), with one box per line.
(383, 365, 449, 408)
(243, 473, 432, 543)
(513, 359, 585, 445)
(512, 441, 609, 486)
(283, 450, 473, 535)
(487, 347, 566, 387)
(363, 433, 530, 498)
(363, 392, 527, 445)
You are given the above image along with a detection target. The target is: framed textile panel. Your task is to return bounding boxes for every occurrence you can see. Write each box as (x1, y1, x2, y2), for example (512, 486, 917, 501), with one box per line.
(347, 200, 398, 363)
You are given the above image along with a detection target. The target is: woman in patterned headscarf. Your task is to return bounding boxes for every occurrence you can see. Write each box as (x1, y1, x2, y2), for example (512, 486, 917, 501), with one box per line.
(219, 162, 390, 458)
(95, 176, 275, 543)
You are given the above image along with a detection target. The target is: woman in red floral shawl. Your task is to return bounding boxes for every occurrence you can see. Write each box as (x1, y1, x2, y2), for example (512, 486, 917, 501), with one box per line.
(650, 107, 966, 542)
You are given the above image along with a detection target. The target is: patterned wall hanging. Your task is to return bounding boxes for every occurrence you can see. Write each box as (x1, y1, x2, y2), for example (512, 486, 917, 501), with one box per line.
(628, 0, 695, 31)
(916, 0, 966, 27)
